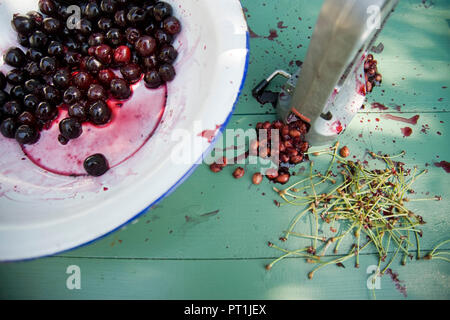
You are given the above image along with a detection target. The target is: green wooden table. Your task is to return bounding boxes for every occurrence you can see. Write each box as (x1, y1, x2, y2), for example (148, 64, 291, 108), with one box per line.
(1, 0, 449, 300)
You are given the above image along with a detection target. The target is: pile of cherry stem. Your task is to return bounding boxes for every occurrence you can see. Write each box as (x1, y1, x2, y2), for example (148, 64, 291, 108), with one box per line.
(266, 142, 444, 285)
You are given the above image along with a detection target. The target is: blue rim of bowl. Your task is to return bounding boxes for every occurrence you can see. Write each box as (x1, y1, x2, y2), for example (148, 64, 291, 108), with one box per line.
(3, 31, 251, 263)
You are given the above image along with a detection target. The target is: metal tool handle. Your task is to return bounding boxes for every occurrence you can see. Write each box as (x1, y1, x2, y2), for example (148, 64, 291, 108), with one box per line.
(282, 0, 399, 145)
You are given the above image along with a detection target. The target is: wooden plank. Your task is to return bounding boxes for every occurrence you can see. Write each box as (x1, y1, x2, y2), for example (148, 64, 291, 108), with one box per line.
(0, 255, 448, 299)
(238, 0, 450, 115)
(56, 112, 450, 259)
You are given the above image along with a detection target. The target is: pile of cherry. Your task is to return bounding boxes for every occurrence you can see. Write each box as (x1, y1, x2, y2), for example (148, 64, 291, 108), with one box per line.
(364, 54, 382, 93)
(0, 0, 181, 176)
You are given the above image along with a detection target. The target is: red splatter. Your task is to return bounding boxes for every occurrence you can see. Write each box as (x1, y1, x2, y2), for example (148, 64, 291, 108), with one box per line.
(358, 84, 366, 96)
(371, 102, 388, 110)
(277, 21, 288, 29)
(437, 131, 442, 135)
(434, 161, 450, 173)
(386, 268, 407, 298)
(421, 124, 430, 134)
(401, 127, 412, 137)
(332, 121, 343, 134)
(247, 26, 260, 38)
(198, 125, 221, 143)
(266, 29, 278, 40)
(103, 187, 109, 191)
(295, 60, 302, 67)
(383, 114, 420, 125)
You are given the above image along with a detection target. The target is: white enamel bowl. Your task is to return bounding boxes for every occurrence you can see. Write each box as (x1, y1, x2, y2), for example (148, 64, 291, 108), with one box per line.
(0, 0, 249, 261)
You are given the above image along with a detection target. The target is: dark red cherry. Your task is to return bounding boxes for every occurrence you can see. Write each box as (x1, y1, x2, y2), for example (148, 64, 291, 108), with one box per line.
(6, 69, 27, 85)
(84, 1, 101, 20)
(114, 10, 127, 27)
(11, 14, 35, 35)
(10, 85, 27, 101)
(23, 94, 40, 111)
(158, 63, 176, 82)
(79, 19, 93, 35)
(24, 79, 43, 95)
(84, 153, 109, 176)
(43, 17, 61, 34)
(42, 85, 61, 104)
(17, 111, 36, 126)
(87, 84, 107, 101)
(35, 101, 56, 120)
(63, 86, 83, 105)
(88, 100, 112, 125)
(88, 33, 106, 47)
(94, 44, 113, 65)
(64, 51, 81, 67)
(72, 72, 93, 90)
(154, 29, 173, 45)
(126, 7, 147, 26)
(113, 45, 131, 64)
(144, 70, 162, 89)
(125, 27, 141, 44)
(25, 62, 41, 78)
(4, 47, 26, 68)
(15, 124, 39, 144)
(0, 118, 17, 138)
(26, 48, 44, 62)
(85, 56, 104, 74)
(97, 69, 116, 86)
(98, 17, 113, 31)
(26, 11, 43, 28)
(59, 117, 83, 140)
(143, 21, 157, 35)
(68, 101, 88, 121)
(163, 16, 181, 35)
(100, 0, 117, 15)
(39, 56, 57, 74)
(120, 63, 142, 83)
(153, 2, 173, 21)
(2, 100, 22, 118)
(29, 30, 49, 49)
(158, 45, 178, 64)
(47, 41, 64, 57)
(58, 134, 69, 145)
(53, 69, 71, 89)
(110, 78, 131, 100)
(135, 36, 157, 56)
(142, 55, 159, 69)
(38, 0, 57, 17)
(106, 28, 123, 46)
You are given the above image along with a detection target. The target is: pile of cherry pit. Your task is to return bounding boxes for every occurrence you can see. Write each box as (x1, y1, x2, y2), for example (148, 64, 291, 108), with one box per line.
(0, 0, 181, 176)
(210, 118, 311, 186)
